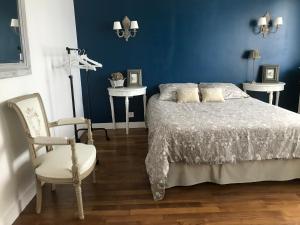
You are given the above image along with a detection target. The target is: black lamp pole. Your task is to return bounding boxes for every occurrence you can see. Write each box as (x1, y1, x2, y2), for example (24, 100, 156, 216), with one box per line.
(68, 74, 79, 141)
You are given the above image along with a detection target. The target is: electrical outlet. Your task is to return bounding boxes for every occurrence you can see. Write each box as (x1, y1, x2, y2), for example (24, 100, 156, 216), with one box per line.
(129, 112, 134, 118)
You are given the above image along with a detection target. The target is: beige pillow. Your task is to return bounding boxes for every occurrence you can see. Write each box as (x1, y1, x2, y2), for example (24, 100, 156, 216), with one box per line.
(159, 83, 198, 101)
(199, 83, 249, 99)
(177, 87, 200, 103)
(201, 88, 225, 102)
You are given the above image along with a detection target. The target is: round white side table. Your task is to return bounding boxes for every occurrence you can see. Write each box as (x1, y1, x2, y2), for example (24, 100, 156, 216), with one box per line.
(243, 82, 285, 106)
(107, 86, 147, 134)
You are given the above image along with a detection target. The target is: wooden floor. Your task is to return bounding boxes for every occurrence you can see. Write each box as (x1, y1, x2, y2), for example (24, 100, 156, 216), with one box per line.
(13, 128, 300, 225)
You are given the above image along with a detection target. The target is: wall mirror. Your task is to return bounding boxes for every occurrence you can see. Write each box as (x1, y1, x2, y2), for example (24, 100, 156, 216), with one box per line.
(0, 0, 31, 79)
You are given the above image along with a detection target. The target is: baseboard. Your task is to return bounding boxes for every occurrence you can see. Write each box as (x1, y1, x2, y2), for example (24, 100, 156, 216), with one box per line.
(93, 121, 146, 129)
(2, 181, 36, 225)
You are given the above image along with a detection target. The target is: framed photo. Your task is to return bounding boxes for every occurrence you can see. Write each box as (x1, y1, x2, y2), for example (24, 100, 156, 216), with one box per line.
(262, 65, 280, 83)
(127, 69, 142, 87)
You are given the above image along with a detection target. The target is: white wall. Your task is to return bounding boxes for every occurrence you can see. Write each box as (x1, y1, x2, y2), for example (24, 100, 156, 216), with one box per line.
(0, 1, 83, 224)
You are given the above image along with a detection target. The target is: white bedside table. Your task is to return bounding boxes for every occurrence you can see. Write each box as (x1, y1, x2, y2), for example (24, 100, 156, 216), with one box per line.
(107, 86, 147, 134)
(243, 82, 285, 106)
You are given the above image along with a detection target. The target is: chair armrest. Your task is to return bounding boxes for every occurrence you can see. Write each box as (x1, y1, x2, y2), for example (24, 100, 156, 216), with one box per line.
(30, 136, 70, 145)
(49, 117, 87, 127)
(49, 117, 94, 145)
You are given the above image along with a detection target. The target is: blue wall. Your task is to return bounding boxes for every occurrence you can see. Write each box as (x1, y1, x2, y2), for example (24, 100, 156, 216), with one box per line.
(0, 0, 20, 63)
(74, 0, 300, 123)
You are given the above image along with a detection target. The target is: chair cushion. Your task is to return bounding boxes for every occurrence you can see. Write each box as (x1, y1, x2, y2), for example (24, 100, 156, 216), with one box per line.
(35, 143, 96, 180)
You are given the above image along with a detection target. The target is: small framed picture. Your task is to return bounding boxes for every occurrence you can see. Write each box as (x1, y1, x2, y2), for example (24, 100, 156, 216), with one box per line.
(127, 69, 142, 87)
(262, 65, 280, 83)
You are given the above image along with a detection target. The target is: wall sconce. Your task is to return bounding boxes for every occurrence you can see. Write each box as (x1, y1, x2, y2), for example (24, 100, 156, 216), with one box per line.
(257, 12, 283, 38)
(10, 18, 19, 34)
(10, 18, 23, 62)
(113, 16, 139, 42)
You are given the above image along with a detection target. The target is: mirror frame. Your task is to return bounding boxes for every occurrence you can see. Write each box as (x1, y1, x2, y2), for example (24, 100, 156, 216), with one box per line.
(0, 0, 31, 79)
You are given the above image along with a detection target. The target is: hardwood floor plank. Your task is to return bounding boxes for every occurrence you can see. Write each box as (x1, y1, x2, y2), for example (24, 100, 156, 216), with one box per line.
(13, 129, 300, 225)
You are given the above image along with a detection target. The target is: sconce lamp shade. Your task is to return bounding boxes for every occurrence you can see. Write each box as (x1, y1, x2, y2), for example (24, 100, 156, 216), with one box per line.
(249, 49, 261, 60)
(10, 18, 19, 28)
(130, 21, 139, 29)
(274, 17, 283, 26)
(258, 17, 267, 26)
(113, 21, 122, 30)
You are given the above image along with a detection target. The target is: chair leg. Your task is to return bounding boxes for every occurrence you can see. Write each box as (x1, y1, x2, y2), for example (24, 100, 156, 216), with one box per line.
(51, 184, 56, 192)
(74, 184, 84, 220)
(36, 179, 42, 214)
(92, 168, 96, 184)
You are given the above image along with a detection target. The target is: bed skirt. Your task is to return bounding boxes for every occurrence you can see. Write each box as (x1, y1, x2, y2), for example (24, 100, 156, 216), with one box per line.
(166, 159, 300, 188)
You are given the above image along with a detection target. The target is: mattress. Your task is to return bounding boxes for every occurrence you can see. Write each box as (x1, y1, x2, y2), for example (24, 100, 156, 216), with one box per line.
(145, 94, 300, 200)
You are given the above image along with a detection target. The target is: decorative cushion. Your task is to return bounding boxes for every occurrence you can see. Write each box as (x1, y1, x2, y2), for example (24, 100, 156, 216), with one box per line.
(200, 88, 225, 102)
(177, 87, 200, 103)
(35, 143, 96, 179)
(199, 83, 249, 99)
(159, 83, 198, 101)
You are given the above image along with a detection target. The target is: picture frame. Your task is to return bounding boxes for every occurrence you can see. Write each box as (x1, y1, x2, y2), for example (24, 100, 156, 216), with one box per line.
(262, 65, 280, 83)
(127, 69, 142, 87)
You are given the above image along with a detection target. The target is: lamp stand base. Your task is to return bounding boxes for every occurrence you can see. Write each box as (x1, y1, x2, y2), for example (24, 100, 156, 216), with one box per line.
(76, 126, 110, 142)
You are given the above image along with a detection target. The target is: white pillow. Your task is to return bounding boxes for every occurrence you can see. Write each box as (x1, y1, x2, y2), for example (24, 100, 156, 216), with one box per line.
(159, 83, 198, 101)
(199, 83, 248, 99)
(177, 87, 200, 103)
(200, 88, 225, 102)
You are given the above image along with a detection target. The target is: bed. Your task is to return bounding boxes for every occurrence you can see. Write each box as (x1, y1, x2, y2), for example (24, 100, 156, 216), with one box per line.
(145, 84, 300, 201)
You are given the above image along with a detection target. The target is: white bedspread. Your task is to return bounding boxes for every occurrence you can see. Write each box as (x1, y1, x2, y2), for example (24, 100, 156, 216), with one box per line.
(145, 94, 300, 200)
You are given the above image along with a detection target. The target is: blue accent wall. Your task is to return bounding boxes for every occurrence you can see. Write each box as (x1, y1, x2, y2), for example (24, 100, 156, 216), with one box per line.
(74, 0, 300, 123)
(0, 0, 20, 63)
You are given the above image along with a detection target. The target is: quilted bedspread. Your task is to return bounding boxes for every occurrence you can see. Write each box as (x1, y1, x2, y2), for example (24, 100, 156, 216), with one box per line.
(145, 94, 300, 200)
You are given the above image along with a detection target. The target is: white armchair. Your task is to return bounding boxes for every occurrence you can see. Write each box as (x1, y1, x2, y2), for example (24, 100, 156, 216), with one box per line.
(7, 93, 97, 220)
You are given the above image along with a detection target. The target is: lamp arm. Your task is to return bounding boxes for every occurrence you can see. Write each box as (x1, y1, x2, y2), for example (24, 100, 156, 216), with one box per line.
(12, 27, 19, 36)
(260, 25, 268, 38)
(130, 29, 137, 38)
(253, 26, 261, 35)
(269, 25, 280, 34)
(254, 25, 266, 36)
(116, 30, 124, 38)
